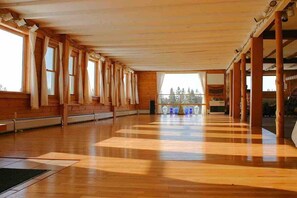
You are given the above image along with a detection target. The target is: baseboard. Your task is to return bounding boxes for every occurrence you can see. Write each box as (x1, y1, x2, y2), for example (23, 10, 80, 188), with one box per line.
(138, 110, 150, 114)
(0, 110, 139, 133)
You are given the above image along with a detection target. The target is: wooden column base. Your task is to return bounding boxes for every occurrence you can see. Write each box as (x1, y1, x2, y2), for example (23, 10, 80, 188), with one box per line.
(62, 104, 68, 126)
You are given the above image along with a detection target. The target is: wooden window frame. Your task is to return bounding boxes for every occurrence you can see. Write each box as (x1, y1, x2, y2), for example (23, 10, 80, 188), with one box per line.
(68, 49, 79, 102)
(46, 42, 59, 97)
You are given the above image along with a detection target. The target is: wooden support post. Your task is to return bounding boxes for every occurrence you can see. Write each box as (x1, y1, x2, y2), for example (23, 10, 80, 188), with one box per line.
(275, 11, 285, 138)
(233, 62, 241, 119)
(62, 35, 70, 126)
(113, 106, 116, 122)
(229, 70, 233, 117)
(241, 54, 247, 122)
(62, 104, 68, 126)
(250, 36, 263, 128)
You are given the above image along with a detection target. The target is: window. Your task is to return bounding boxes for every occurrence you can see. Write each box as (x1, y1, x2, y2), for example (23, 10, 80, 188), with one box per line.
(246, 76, 276, 91)
(161, 74, 201, 94)
(263, 76, 276, 91)
(87, 60, 96, 96)
(124, 73, 127, 97)
(45, 47, 56, 95)
(69, 56, 76, 94)
(0, 28, 24, 92)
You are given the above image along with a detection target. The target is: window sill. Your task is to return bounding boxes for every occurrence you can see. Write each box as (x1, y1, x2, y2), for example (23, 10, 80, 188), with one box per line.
(0, 91, 29, 99)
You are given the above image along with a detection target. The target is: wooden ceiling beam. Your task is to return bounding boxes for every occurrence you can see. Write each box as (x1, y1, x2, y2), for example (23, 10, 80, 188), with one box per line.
(0, 0, 79, 8)
(246, 58, 297, 64)
(264, 40, 294, 58)
(287, 51, 297, 59)
(263, 30, 297, 40)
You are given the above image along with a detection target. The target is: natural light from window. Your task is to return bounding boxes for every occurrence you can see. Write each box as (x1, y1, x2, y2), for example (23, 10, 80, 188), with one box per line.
(161, 74, 201, 94)
(88, 61, 95, 96)
(0, 29, 24, 92)
(45, 47, 55, 95)
(246, 76, 276, 91)
(69, 56, 75, 94)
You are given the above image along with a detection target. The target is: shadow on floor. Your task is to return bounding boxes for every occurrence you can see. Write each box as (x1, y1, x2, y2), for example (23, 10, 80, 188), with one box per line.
(262, 117, 297, 138)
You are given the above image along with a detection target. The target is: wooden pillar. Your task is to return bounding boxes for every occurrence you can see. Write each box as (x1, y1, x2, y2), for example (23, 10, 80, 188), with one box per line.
(250, 36, 263, 128)
(233, 62, 241, 119)
(229, 70, 233, 117)
(241, 54, 247, 122)
(275, 11, 284, 138)
(113, 106, 116, 122)
(62, 35, 70, 126)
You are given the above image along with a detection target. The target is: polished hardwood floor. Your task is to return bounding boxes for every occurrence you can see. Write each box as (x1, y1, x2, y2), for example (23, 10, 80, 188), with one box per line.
(1, 114, 297, 197)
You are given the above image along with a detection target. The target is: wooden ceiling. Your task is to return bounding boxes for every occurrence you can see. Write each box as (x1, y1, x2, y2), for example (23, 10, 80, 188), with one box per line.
(257, 4, 297, 71)
(0, 0, 272, 71)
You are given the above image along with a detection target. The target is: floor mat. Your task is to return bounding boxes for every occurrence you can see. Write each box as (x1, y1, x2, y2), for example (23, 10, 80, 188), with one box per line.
(0, 168, 47, 193)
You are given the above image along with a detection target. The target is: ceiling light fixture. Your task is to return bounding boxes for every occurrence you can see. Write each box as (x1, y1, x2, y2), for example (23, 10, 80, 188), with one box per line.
(29, 24, 39, 32)
(281, 11, 288, 22)
(246, 51, 251, 59)
(1, 12, 14, 22)
(287, 6, 295, 17)
(255, 0, 279, 23)
(15, 18, 27, 27)
(254, 15, 265, 23)
(269, 0, 277, 7)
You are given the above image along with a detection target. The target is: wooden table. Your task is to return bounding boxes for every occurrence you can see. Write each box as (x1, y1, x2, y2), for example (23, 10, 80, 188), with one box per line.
(0, 124, 7, 132)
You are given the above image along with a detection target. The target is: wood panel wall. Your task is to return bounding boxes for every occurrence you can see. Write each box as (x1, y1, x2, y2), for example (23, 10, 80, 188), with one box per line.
(137, 71, 157, 110)
(0, 23, 135, 121)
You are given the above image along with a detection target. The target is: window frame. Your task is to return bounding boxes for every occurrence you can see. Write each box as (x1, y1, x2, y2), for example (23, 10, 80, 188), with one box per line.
(45, 43, 58, 96)
(0, 25, 26, 94)
(68, 51, 78, 97)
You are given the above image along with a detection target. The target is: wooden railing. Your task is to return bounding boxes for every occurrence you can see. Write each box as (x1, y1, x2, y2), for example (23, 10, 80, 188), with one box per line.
(156, 94, 206, 114)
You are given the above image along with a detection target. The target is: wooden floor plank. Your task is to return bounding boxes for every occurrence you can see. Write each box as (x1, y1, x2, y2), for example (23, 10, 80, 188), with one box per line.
(1, 115, 297, 197)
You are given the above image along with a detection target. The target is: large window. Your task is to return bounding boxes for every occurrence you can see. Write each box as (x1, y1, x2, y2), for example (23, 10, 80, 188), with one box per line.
(246, 76, 276, 91)
(161, 74, 202, 94)
(0, 28, 24, 92)
(87, 60, 96, 96)
(69, 56, 76, 95)
(45, 47, 56, 95)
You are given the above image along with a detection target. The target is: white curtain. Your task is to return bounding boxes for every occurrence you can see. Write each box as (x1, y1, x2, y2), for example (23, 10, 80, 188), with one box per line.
(120, 67, 126, 106)
(114, 65, 120, 107)
(84, 52, 92, 104)
(41, 36, 49, 106)
(58, 43, 64, 104)
(135, 74, 139, 104)
(131, 73, 135, 105)
(67, 46, 73, 103)
(156, 72, 165, 113)
(157, 72, 165, 94)
(127, 72, 132, 102)
(104, 61, 109, 103)
(29, 31, 39, 109)
(99, 60, 105, 104)
(78, 50, 84, 104)
(110, 64, 115, 106)
(198, 72, 206, 115)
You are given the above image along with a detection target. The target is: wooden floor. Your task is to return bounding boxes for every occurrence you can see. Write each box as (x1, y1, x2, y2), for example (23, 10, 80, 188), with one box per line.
(1, 115, 297, 197)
